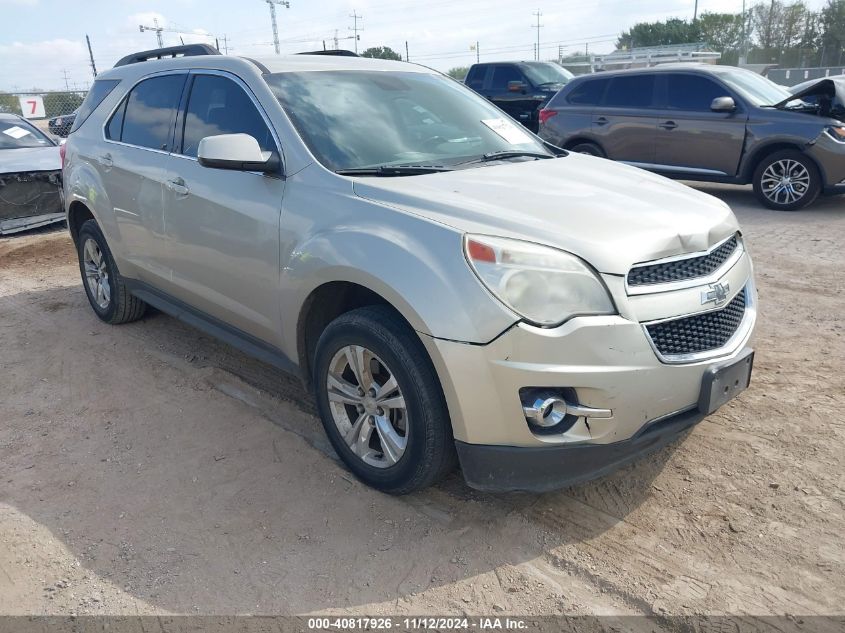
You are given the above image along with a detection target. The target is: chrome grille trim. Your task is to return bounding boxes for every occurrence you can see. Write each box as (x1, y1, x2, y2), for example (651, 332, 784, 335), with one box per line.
(626, 233, 744, 296)
(642, 282, 756, 364)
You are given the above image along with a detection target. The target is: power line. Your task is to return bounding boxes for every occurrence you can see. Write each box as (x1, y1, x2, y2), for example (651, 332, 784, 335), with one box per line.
(532, 9, 543, 61)
(349, 10, 363, 54)
(85, 34, 97, 77)
(263, 0, 291, 54)
(139, 18, 164, 48)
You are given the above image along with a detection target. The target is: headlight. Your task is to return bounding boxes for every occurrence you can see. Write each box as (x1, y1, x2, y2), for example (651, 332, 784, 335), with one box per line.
(827, 126, 845, 142)
(463, 234, 615, 327)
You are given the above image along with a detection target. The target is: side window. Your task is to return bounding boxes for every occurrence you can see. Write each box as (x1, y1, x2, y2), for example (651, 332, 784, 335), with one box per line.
(565, 78, 609, 106)
(666, 74, 732, 111)
(119, 74, 186, 150)
(604, 75, 656, 108)
(490, 65, 523, 92)
(465, 65, 485, 90)
(180, 74, 274, 158)
(105, 98, 126, 141)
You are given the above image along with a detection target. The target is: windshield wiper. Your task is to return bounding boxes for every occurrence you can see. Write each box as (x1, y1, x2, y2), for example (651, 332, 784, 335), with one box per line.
(459, 150, 555, 165)
(335, 165, 452, 176)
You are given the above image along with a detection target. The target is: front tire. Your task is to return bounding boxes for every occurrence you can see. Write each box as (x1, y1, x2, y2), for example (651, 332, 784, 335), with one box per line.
(752, 150, 821, 211)
(77, 219, 146, 324)
(313, 305, 456, 494)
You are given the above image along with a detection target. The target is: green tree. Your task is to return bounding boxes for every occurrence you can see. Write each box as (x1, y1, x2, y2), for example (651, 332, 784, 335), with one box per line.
(361, 46, 403, 61)
(820, 0, 845, 65)
(697, 12, 745, 51)
(0, 93, 22, 115)
(446, 66, 469, 80)
(617, 18, 698, 49)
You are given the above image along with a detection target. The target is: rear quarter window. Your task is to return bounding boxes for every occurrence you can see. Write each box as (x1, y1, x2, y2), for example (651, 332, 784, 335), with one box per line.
(562, 78, 609, 106)
(69, 79, 121, 134)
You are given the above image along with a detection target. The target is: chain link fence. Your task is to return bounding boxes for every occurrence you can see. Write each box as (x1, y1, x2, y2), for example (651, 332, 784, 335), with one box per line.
(0, 90, 88, 138)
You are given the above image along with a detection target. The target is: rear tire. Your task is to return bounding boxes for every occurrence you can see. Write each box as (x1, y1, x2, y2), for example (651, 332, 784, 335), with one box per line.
(569, 142, 605, 158)
(313, 305, 457, 494)
(77, 219, 146, 324)
(752, 150, 821, 211)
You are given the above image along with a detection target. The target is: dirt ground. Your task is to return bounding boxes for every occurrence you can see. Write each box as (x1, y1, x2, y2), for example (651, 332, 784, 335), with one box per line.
(0, 184, 843, 620)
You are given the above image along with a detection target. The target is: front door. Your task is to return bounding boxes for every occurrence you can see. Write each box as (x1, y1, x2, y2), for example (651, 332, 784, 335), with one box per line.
(161, 71, 284, 346)
(654, 73, 748, 177)
(591, 73, 659, 164)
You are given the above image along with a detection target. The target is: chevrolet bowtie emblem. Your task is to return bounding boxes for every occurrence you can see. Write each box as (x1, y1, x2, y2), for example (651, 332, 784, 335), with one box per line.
(701, 282, 730, 306)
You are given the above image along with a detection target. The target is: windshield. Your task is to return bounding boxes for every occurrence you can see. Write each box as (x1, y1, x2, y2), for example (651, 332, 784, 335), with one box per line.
(265, 70, 550, 171)
(520, 62, 573, 86)
(0, 119, 54, 149)
(710, 67, 794, 106)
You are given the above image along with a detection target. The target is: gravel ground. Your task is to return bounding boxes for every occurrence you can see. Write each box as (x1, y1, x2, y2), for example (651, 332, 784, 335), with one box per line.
(0, 183, 842, 620)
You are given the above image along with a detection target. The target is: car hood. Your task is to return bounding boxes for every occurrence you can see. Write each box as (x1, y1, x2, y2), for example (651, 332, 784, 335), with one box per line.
(780, 78, 845, 120)
(351, 154, 739, 275)
(0, 146, 61, 173)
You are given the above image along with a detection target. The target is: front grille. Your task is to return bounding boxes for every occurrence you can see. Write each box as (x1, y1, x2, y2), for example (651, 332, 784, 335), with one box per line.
(628, 235, 739, 287)
(646, 289, 747, 357)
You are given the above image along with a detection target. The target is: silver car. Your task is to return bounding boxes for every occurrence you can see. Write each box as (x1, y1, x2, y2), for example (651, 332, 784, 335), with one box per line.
(63, 47, 757, 493)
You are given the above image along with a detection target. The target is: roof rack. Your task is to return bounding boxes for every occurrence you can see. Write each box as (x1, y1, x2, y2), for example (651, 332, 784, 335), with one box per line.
(114, 43, 221, 68)
(296, 49, 359, 57)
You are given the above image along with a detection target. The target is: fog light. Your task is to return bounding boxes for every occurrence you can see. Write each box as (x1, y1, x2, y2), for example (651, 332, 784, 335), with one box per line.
(519, 387, 613, 435)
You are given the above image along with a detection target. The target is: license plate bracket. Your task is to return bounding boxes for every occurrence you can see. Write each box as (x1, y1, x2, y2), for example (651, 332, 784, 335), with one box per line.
(698, 349, 754, 415)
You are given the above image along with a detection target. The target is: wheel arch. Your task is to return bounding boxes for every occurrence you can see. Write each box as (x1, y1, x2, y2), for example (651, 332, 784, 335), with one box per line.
(67, 200, 96, 246)
(742, 141, 826, 184)
(296, 280, 422, 390)
(562, 136, 604, 153)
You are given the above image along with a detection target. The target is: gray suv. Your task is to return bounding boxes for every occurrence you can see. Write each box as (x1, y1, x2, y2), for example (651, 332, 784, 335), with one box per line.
(538, 64, 845, 210)
(63, 48, 756, 494)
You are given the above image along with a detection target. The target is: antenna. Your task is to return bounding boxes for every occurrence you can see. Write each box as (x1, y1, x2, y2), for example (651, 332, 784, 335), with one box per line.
(263, 0, 291, 54)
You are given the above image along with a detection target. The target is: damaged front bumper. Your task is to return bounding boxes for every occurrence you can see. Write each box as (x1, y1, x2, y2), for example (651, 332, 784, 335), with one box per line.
(0, 170, 64, 235)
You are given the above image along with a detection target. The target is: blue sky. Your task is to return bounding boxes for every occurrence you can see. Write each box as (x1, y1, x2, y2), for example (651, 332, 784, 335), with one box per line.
(0, 0, 830, 91)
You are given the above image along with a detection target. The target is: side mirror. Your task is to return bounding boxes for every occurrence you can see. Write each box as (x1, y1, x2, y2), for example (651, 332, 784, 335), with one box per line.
(507, 80, 527, 93)
(197, 133, 279, 174)
(711, 96, 736, 112)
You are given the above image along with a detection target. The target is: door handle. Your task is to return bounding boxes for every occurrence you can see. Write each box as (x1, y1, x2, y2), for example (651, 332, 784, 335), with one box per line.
(595, 116, 609, 126)
(167, 178, 189, 196)
(98, 153, 113, 168)
(660, 120, 678, 130)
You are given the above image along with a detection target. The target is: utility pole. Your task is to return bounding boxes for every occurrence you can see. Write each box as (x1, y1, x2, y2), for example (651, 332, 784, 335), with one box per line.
(263, 0, 290, 55)
(139, 17, 164, 48)
(349, 10, 363, 54)
(693, 0, 699, 21)
(405, 40, 409, 61)
(740, 0, 748, 65)
(221, 34, 230, 54)
(61, 69, 70, 91)
(531, 9, 543, 61)
(85, 34, 97, 77)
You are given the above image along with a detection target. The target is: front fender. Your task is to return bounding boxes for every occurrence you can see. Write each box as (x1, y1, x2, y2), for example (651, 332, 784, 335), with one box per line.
(278, 201, 518, 357)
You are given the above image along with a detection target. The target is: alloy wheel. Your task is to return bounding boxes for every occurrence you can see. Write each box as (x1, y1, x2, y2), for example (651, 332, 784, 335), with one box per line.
(325, 345, 408, 468)
(760, 159, 810, 206)
(82, 238, 110, 310)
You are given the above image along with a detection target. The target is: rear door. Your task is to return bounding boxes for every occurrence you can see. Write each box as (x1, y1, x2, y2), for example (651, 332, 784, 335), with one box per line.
(654, 73, 748, 177)
(591, 73, 659, 164)
(161, 70, 285, 345)
(101, 72, 187, 284)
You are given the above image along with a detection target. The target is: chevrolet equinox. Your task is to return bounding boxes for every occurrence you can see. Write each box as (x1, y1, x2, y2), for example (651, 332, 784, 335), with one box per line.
(63, 45, 757, 493)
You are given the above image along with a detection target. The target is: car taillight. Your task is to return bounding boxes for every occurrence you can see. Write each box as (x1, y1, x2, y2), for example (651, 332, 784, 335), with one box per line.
(59, 143, 66, 170)
(538, 108, 557, 126)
